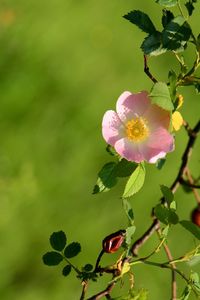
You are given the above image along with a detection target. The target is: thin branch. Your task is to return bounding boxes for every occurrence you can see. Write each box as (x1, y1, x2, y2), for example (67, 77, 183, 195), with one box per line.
(144, 55, 157, 83)
(86, 282, 115, 300)
(162, 240, 177, 300)
(183, 120, 193, 136)
(185, 168, 200, 204)
(179, 178, 200, 189)
(171, 120, 200, 193)
(80, 281, 89, 300)
(184, 50, 200, 78)
(130, 236, 166, 265)
(131, 218, 160, 256)
(94, 249, 104, 272)
(142, 260, 199, 297)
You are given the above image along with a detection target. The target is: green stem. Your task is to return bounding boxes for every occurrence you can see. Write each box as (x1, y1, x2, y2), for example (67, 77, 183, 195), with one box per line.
(62, 253, 81, 274)
(177, 0, 186, 19)
(130, 259, 200, 297)
(185, 50, 200, 78)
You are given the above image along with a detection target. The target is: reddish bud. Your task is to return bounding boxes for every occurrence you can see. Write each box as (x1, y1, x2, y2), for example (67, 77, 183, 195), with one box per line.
(102, 230, 126, 253)
(191, 206, 200, 227)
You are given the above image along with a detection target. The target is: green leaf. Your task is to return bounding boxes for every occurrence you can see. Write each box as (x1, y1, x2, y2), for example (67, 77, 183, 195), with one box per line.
(115, 159, 137, 177)
(168, 209, 179, 224)
(62, 265, 72, 276)
(83, 264, 93, 272)
(162, 10, 174, 28)
(168, 70, 177, 102)
(122, 198, 134, 225)
(126, 226, 136, 245)
(50, 231, 67, 251)
(154, 204, 179, 224)
(185, 1, 195, 16)
(150, 82, 174, 111)
(154, 204, 169, 224)
(93, 160, 138, 194)
(123, 10, 156, 34)
(42, 251, 63, 266)
(141, 32, 167, 56)
(162, 16, 191, 51)
(170, 200, 177, 210)
(190, 272, 200, 292)
(162, 224, 170, 237)
(194, 83, 200, 94)
(106, 145, 118, 157)
(156, 0, 178, 7)
(180, 285, 192, 300)
(93, 162, 117, 194)
(123, 288, 149, 300)
(156, 158, 166, 170)
(197, 33, 200, 50)
(187, 255, 200, 267)
(180, 220, 200, 240)
(64, 242, 81, 258)
(182, 182, 192, 193)
(123, 163, 145, 198)
(160, 185, 174, 206)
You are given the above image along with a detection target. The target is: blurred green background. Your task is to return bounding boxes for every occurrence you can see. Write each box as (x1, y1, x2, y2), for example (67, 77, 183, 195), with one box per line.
(0, 0, 200, 299)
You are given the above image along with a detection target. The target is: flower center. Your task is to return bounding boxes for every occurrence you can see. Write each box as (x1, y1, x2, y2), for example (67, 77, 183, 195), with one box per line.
(125, 117, 149, 142)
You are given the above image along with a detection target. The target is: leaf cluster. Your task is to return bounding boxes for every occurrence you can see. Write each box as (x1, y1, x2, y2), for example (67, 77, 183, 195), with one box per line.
(93, 159, 137, 194)
(42, 231, 81, 277)
(123, 9, 192, 56)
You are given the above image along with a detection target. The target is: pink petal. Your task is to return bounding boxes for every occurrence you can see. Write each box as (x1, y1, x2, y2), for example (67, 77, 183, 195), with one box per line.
(114, 138, 145, 163)
(140, 127, 174, 163)
(102, 110, 124, 146)
(144, 104, 170, 130)
(116, 91, 150, 122)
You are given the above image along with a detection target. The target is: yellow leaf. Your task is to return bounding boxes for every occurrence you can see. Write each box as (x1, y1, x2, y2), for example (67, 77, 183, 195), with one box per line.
(172, 111, 183, 131)
(121, 261, 130, 275)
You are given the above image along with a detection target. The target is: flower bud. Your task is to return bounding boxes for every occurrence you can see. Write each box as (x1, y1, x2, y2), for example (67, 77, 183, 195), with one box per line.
(102, 230, 126, 253)
(191, 206, 200, 227)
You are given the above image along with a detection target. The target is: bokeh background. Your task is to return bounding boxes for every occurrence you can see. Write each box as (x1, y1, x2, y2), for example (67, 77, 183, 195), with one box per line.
(0, 0, 200, 299)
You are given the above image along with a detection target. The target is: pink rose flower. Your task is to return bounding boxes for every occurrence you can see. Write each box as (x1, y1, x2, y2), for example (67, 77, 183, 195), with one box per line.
(102, 91, 174, 163)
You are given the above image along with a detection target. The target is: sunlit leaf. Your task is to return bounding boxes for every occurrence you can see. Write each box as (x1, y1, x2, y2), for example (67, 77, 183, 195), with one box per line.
(156, 0, 178, 7)
(190, 272, 200, 292)
(126, 226, 136, 245)
(122, 198, 134, 225)
(123, 163, 145, 198)
(180, 285, 192, 300)
(150, 82, 174, 111)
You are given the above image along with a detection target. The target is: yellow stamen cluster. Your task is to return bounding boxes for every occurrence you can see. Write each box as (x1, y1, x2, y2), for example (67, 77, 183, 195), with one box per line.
(125, 117, 149, 142)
